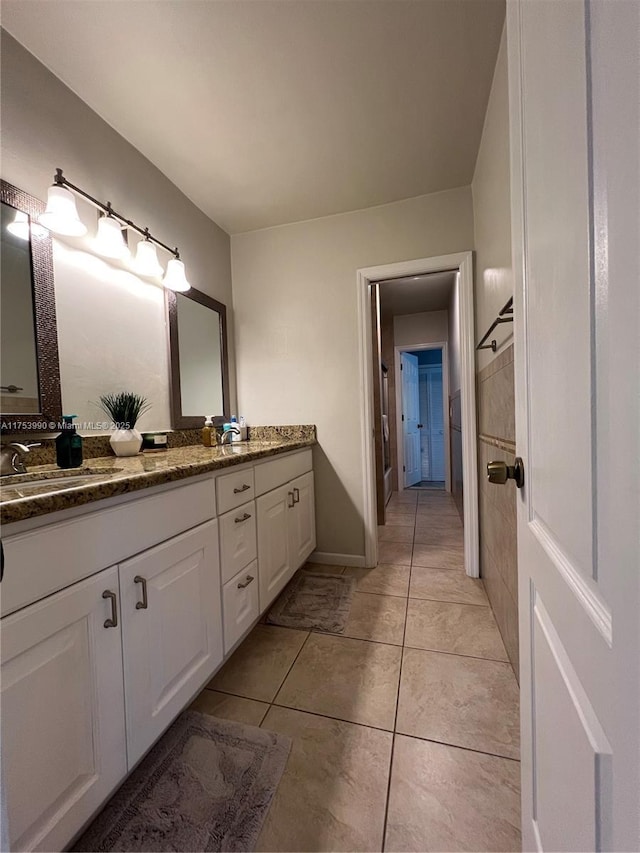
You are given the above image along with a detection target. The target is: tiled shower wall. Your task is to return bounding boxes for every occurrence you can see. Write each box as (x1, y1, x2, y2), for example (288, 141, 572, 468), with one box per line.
(477, 344, 519, 679)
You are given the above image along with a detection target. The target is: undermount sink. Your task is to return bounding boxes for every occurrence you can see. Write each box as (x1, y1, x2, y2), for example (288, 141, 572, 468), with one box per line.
(0, 468, 123, 499)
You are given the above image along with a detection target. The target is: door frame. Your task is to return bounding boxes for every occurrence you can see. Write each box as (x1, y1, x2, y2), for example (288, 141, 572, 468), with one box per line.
(357, 251, 478, 575)
(395, 342, 451, 493)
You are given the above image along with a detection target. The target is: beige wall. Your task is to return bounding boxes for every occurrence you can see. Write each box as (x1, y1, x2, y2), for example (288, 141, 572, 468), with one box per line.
(470, 23, 518, 676)
(393, 310, 448, 347)
(232, 188, 474, 558)
(472, 24, 513, 373)
(1, 32, 234, 433)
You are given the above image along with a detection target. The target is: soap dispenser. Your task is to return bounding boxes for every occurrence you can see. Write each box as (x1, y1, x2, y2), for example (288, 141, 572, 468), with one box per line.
(56, 415, 83, 469)
(202, 416, 214, 447)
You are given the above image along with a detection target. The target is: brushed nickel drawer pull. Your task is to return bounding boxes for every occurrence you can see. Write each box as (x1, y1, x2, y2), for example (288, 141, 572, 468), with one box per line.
(233, 483, 251, 494)
(237, 575, 255, 589)
(293, 487, 300, 504)
(102, 590, 118, 628)
(134, 575, 148, 610)
(235, 512, 252, 523)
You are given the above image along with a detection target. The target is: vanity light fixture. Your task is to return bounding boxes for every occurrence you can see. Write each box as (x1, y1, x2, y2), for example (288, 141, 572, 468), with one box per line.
(38, 168, 191, 290)
(6, 210, 48, 240)
(94, 206, 130, 259)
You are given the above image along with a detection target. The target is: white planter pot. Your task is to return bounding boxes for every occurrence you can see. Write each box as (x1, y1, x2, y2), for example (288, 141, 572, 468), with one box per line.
(110, 428, 142, 457)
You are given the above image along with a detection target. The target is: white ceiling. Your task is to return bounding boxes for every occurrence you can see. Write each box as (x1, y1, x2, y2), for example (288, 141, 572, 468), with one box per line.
(379, 271, 456, 316)
(2, 0, 505, 234)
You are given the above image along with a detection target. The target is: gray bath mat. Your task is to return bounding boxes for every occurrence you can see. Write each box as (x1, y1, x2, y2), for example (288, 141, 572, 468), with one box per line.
(267, 570, 356, 633)
(71, 711, 291, 852)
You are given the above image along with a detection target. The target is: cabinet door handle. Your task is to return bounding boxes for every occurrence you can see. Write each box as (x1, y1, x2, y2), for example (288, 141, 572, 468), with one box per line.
(287, 491, 295, 508)
(102, 590, 118, 628)
(237, 574, 255, 589)
(0, 540, 4, 583)
(134, 575, 148, 610)
(233, 483, 251, 494)
(234, 512, 252, 523)
(293, 487, 300, 504)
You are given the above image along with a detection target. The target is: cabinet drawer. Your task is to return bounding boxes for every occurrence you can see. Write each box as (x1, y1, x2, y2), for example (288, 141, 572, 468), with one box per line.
(222, 561, 259, 654)
(219, 500, 257, 584)
(254, 449, 312, 496)
(216, 467, 255, 515)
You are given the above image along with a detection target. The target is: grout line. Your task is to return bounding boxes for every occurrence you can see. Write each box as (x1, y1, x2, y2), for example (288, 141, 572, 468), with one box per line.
(268, 702, 395, 735)
(265, 630, 314, 720)
(408, 594, 489, 608)
(395, 730, 521, 763)
(402, 644, 511, 665)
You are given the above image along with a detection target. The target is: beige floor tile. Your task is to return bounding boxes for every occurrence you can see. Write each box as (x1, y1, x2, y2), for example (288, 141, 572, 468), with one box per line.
(378, 540, 413, 566)
(385, 736, 521, 852)
(378, 525, 414, 543)
(256, 707, 392, 853)
(384, 512, 416, 527)
(341, 592, 407, 645)
(405, 599, 508, 660)
(415, 516, 463, 534)
(208, 624, 308, 702)
(415, 507, 462, 523)
(390, 491, 418, 504)
(189, 689, 269, 726)
(413, 527, 464, 547)
(397, 648, 520, 759)
(275, 633, 401, 730)
(410, 566, 489, 606)
(412, 543, 465, 570)
(343, 563, 410, 597)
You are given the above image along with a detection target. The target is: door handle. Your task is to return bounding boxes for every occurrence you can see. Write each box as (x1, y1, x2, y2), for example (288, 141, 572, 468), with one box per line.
(293, 487, 300, 504)
(237, 574, 255, 589)
(134, 575, 148, 610)
(102, 590, 118, 628)
(487, 458, 525, 489)
(233, 483, 251, 494)
(417, 424, 423, 429)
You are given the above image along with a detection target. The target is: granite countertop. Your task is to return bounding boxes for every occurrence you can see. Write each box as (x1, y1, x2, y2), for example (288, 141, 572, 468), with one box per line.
(0, 437, 315, 525)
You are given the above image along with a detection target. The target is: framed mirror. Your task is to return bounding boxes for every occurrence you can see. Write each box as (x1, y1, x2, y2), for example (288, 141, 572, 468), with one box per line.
(166, 287, 230, 429)
(0, 180, 62, 433)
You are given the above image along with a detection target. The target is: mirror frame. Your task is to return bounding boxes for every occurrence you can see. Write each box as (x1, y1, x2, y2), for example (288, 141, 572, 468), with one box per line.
(166, 286, 230, 429)
(0, 179, 63, 433)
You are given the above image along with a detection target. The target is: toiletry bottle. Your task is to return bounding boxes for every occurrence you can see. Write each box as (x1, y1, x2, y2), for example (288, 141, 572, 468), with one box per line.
(230, 415, 241, 443)
(56, 415, 83, 469)
(202, 416, 214, 447)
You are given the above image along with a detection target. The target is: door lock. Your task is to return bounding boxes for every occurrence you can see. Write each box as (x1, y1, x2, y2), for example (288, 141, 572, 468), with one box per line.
(487, 457, 525, 489)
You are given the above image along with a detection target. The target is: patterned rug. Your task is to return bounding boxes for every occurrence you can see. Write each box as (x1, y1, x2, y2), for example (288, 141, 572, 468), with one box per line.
(267, 570, 356, 633)
(71, 711, 291, 852)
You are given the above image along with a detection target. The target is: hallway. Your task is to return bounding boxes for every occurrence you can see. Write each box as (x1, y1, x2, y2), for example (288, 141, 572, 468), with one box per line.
(190, 489, 521, 851)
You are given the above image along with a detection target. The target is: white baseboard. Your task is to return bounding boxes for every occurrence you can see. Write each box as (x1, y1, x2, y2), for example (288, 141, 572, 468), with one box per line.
(307, 551, 367, 568)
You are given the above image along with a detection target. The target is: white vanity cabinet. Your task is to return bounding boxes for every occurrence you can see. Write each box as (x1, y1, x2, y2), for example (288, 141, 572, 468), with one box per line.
(255, 451, 316, 611)
(119, 520, 223, 767)
(0, 567, 127, 853)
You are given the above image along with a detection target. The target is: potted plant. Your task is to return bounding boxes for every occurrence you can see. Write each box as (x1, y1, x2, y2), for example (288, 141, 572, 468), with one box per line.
(98, 392, 151, 457)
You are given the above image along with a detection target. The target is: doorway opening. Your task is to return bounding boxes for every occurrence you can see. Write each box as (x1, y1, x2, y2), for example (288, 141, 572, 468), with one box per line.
(398, 345, 448, 492)
(357, 252, 478, 576)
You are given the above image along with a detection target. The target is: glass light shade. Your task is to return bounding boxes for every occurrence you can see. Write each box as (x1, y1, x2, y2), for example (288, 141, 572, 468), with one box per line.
(38, 185, 87, 236)
(163, 257, 191, 292)
(134, 239, 163, 277)
(94, 215, 130, 259)
(7, 211, 49, 240)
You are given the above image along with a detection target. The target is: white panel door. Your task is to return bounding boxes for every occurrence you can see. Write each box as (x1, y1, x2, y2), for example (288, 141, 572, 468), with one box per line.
(288, 471, 316, 568)
(401, 352, 420, 487)
(424, 365, 445, 482)
(256, 483, 292, 610)
(119, 520, 223, 768)
(508, 1, 639, 850)
(1, 567, 126, 853)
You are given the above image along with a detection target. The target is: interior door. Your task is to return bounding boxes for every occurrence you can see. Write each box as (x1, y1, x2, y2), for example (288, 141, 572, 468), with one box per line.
(401, 352, 420, 487)
(508, 2, 639, 850)
(425, 364, 445, 482)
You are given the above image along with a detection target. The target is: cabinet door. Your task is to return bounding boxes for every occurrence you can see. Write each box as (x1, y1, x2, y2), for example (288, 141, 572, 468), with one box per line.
(1, 567, 126, 853)
(289, 471, 316, 569)
(256, 484, 292, 611)
(119, 520, 223, 767)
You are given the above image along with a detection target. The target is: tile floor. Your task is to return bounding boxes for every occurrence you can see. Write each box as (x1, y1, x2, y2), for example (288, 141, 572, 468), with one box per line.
(191, 489, 521, 852)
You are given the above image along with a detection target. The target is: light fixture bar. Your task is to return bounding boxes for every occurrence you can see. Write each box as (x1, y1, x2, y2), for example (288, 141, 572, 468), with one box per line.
(51, 168, 181, 260)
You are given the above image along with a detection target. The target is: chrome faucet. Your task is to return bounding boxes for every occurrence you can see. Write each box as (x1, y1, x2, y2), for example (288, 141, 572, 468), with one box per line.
(218, 427, 241, 445)
(0, 442, 41, 476)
